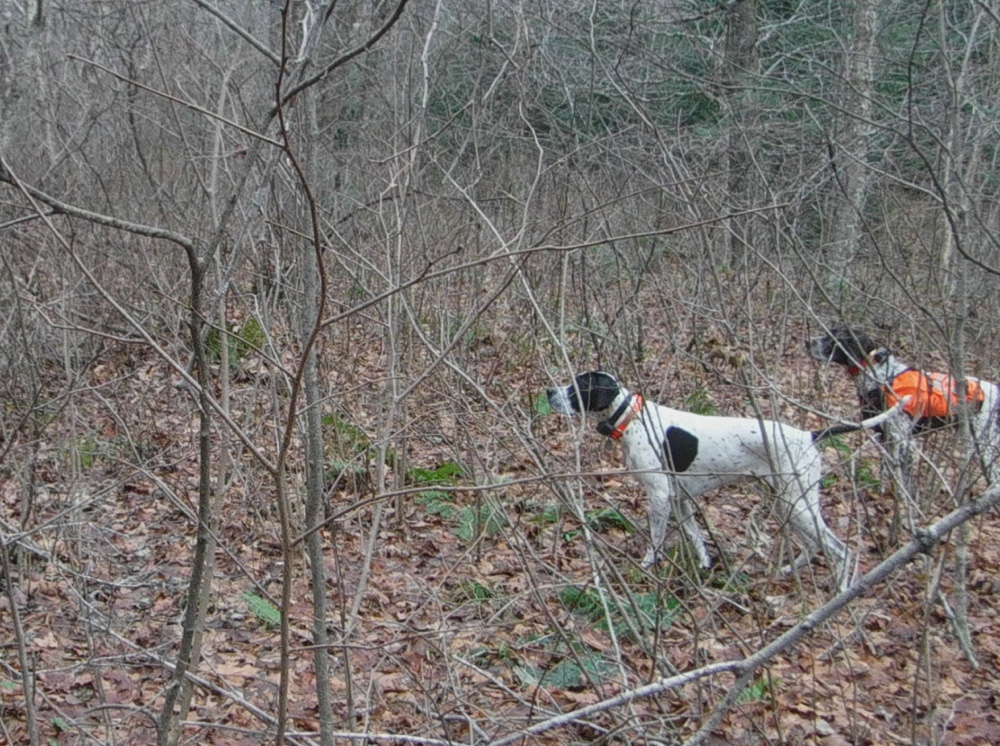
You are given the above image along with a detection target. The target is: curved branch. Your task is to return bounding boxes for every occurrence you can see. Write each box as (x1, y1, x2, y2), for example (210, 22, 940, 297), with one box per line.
(274, 0, 412, 112)
(0, 166, 197, 253)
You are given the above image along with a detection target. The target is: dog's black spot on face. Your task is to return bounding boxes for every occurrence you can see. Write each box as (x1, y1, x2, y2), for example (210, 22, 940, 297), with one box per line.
(811, 326, 876, 367)
(664, 426, 699, 472)
(568, 371, 621, 414)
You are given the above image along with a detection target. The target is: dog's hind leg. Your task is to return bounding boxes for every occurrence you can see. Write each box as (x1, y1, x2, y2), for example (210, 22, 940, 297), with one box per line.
(973, 401, 1000, 484)
(780, 508, 849, 591)
(773, 469, 850, 591)
(881, 412, 918, 541)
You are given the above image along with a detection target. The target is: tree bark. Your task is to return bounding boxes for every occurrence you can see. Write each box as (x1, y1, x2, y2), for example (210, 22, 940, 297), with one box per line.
(723, 0, 760, 269)
(823, 0, 877, 306)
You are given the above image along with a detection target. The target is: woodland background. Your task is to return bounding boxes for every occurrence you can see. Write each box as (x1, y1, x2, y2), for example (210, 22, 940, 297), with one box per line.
(2, 1, 1000, 744)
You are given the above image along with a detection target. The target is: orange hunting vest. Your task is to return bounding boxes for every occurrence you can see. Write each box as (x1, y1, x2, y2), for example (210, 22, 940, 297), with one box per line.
(883, 370, 985, 420)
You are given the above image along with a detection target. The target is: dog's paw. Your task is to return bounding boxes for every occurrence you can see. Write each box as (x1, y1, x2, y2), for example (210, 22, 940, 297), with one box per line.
(640, 548, 659, 569)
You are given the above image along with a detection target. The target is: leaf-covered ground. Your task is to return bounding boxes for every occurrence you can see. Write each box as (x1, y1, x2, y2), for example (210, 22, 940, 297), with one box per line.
(3, 314, 1000, 745)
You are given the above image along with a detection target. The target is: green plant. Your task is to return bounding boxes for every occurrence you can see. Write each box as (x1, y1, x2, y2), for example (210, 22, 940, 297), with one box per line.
(514, 651, 613, 690)
(821, 471, 838, 489)
(532, 392, 551, 416)
(469, 638, 518, 669)
(562, 507, 633, 542)
(821, 435, 851, 488)
(63, 434, 103, 470)
(236, 316, 265, 356)
(559, 585, 678, 637)
(408, 460, 463, 485)
(326, 459, 370, 486)
(455, 580, 495, 604)
(585, 507, 632, 533)
(414, 472, 505, 546)
(822, 437, 881, 490)
(559, 586, 605, 619)
(205, 316, 265, 367)
(322, 412, 370, 452)
(856, 457, 881, 490)
(323, 411, 389, 488)
(711, 569, 753, 595)
(243, 591, 281, 628)
(526, 504, 560, 527)
(685, 385, 718, 415)
(416, 490, 457, 520)
(737, 675, 776, 704)
(826, 434, 850, 456)
(457, 504, 506, 544)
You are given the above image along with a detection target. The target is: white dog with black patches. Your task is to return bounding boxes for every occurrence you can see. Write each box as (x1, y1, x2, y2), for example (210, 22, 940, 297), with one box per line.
(808, 326, 1000, 494)
(547, 371, 904, 591)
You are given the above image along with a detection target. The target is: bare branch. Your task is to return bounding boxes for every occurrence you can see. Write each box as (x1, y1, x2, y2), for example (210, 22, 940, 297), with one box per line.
(487, 482, 1000, 746)
(0, 165, 197, 252)
(65, 55, 283, 149)
(274, 0, 412, 111)
(188, 0, 281, 65)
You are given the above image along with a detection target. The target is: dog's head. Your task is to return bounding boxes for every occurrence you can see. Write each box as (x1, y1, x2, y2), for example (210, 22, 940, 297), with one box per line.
(546, 371, 623, 416)
(807, 326, 877, 369)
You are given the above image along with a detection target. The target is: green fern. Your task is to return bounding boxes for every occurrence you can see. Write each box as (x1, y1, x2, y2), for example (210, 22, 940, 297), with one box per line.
(685, 385, 718, 415)
(737, 675, 776, 704)
(457, 505, 506, 543)
(243, 592, 281, 628)
(417, 490, 457, 520)
(559, 586, 677, 636)
(408, 460, 463, 485)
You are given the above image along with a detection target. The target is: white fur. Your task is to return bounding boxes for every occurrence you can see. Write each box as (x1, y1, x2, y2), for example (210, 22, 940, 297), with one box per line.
(547, 372, 892, 592)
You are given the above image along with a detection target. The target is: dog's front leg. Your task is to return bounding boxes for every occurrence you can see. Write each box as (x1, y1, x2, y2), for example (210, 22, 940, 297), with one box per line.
(639, 476, 710, 570)
(973, 407, 1000, 485)
(641, 477, 674, 569)
(883, 413, 917, 504)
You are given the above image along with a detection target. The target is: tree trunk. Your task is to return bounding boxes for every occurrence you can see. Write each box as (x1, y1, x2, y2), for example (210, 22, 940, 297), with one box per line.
(302, 88, 336, 746)
(823, 0, 877, 306)
(724, 0, 760, 269)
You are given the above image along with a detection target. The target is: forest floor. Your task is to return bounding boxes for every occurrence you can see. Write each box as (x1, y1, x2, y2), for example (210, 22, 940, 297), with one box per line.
(3, 315, 1000, 745)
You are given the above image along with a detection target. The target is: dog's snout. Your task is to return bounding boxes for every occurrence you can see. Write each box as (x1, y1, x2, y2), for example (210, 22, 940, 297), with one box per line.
(546, 386, 576, 415)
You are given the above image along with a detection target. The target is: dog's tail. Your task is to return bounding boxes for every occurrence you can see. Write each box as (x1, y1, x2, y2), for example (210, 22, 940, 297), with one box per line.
(811, 396, 911, 443)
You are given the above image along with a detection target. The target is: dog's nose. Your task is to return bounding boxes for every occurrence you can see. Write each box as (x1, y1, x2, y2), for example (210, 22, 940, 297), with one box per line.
(546, 387, 574, 415)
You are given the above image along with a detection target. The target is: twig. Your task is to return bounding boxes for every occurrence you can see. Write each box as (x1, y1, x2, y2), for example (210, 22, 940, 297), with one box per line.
(486, 482, 1000, 746)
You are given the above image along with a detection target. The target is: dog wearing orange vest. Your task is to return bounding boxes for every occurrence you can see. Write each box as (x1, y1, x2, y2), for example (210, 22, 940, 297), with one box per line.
(807, 326, 1000, 496)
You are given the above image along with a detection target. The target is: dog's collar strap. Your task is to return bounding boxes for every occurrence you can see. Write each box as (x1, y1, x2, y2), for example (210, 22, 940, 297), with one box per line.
(596, 394, 644, 440)
(846, 360, 868, 377)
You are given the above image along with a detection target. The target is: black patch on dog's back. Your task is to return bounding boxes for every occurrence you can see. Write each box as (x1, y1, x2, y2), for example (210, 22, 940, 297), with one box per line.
(663, 426, 699, 472)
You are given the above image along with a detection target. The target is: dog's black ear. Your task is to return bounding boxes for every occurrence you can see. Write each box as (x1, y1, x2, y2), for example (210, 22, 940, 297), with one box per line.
(826, 326, 876, 365)
(574, 371, 620, 412)
(847, 327, 876, 356)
